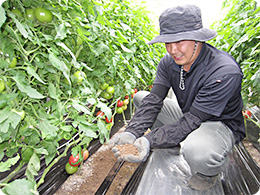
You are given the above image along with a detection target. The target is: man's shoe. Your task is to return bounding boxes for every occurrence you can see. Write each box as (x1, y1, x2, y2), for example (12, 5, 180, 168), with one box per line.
(188, 172, 218, 191)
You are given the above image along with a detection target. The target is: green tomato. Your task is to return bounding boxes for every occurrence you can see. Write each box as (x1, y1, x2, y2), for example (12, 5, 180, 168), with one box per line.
(0, 80, 5, 93)
(34, 7, 53, 23)
(106, 86, 115, 94)
(12, 109, 25, 120)
(116, 107, 124, 114)
(9, 57, 17, 68)
(73, 71, 86, 83)
(65, 162, 78, 174)
(11, 8, 22, 17)
(100, 82, 109, 90)
(25, 9, 35, 20)
(103, 91, 113, 100)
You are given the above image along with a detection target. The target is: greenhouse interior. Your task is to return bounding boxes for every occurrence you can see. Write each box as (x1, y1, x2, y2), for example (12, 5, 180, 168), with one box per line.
(0, 0, 259, 194)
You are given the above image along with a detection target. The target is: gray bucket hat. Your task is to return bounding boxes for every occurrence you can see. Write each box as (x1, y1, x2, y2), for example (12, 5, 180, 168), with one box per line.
(148, 5, 217, 44)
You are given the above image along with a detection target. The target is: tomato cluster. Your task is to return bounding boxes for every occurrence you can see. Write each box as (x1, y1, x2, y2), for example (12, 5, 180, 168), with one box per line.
(12, 7, 53, 23)
(65, 150, 89, 174)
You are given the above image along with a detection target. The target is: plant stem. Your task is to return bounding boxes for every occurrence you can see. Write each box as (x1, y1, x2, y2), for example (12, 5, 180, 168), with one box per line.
(36, 137, 81, 188)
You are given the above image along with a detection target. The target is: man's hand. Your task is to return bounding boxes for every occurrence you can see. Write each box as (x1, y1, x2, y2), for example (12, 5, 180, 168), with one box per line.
(113, 137, 150, 163)
(108, 132, 136, 149)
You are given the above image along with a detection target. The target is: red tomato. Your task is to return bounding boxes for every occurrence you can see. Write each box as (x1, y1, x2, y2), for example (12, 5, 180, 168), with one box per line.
(117, 100, 124, 107)
(134, 88, 138, 93)
(243, 110, 252, 119)
(69, 154, 81, 167)
(96, 111, 104, 117)
(124, 95, 129, 99)
(105, 116, 113, 123)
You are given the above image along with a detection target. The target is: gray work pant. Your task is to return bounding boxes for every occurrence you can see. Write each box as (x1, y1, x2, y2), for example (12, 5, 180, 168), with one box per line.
(133, 91, 235, 176)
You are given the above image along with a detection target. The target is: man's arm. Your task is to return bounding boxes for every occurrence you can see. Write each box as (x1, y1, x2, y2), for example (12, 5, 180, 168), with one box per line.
(125, 84, 169, 138)
(144, 106, 212, 148)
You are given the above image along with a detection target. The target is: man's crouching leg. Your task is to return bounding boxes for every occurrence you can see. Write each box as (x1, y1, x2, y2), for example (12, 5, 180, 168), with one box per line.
(181, 121, 235, 191)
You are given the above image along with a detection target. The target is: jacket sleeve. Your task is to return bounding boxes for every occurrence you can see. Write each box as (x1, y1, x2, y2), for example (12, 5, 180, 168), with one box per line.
(125, 92, 165, 138)
(144, 112, 202, 148)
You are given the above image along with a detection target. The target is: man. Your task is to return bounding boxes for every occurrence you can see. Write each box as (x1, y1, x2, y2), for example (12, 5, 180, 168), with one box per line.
(109, 4, 245, 190)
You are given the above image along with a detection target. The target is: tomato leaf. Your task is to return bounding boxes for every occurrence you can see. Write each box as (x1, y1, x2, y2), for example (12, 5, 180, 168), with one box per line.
(0, 5, 6, 29)
(48, 83, 60, 100)
(38, 120, 58, 139)
(97, 119, 110, 144)
(96, 101, 112, 120)
(2, 178, 36, 195)
(25, 153, 40, 181)
(72, 101, 90, 115)
(0, 154, 20, 172)
(13, 74, 45, 99)
(49, 52, 71, 85)
(78, 123, 98, 138)
(26, 66, 46, 84)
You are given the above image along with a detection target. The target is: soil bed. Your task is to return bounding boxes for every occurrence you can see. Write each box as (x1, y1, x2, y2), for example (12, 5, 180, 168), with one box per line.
(55, 132, 260, 195)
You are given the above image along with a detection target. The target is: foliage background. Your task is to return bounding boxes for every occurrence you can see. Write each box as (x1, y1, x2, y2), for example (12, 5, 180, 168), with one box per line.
(209, 0, 260, 108)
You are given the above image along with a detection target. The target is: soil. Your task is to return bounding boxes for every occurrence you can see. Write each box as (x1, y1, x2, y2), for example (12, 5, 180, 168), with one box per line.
(114, 144, 139, 156)
(54, 128, 260, 195)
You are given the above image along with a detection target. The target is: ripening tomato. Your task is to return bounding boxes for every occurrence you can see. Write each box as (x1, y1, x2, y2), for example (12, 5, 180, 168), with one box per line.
(82, 150, 89, 161)
(123, 99, 129, 105)
(69, 154, 81, 167)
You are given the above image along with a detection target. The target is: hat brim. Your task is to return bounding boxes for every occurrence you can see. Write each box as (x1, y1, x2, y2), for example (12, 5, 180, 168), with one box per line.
(148, 28, 217, 45)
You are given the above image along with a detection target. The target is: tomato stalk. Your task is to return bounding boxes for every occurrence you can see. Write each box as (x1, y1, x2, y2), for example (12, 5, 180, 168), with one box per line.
(0, 161, 26, 185)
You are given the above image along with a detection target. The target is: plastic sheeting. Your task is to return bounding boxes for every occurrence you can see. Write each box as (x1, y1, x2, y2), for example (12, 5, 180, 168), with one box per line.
(122, 142, 260, 195)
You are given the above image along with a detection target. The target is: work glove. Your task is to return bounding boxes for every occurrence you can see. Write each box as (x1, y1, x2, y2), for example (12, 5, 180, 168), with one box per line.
(108, 132, 136, 149)
(113, 137, 150, 163)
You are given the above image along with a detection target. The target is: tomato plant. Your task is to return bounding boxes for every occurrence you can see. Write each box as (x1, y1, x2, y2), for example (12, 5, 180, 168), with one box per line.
(65, 162, 78, 174)
(34, 7, 53, 23)
(69, 154, 81, 167)
(0, 0, 165, 193)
